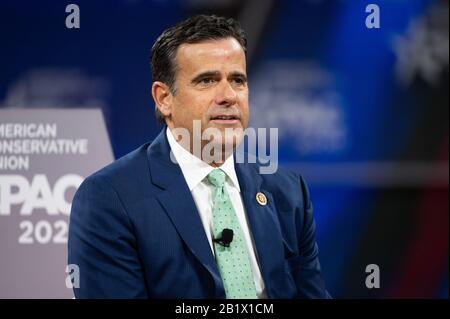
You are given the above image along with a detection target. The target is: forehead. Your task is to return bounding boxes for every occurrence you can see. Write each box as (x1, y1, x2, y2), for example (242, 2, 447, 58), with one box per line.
(175, 37, 246, 74)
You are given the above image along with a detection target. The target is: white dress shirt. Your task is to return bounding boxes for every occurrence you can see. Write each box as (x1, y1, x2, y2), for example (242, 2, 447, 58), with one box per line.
(166, 128, 267, 298)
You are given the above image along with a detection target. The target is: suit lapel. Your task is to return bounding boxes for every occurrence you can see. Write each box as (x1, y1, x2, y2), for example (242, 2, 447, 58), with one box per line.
(146, 129, 225, 297)
(235, 159, 286, 298)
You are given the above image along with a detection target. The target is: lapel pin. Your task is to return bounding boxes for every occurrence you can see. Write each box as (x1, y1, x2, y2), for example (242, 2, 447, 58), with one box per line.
(256, 192, 267, 206)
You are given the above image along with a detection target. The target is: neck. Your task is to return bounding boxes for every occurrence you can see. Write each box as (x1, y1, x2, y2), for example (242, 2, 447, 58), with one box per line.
(168, 126, 234, 167)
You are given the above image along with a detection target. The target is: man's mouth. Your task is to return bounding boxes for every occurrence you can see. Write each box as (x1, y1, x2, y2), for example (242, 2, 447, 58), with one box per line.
(210, 115, 240, 125)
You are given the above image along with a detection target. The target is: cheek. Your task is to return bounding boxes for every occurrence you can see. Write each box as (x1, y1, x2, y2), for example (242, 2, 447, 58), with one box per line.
(184, 93, 212, 117)
(239, 94, 249, 114)
(238, 89, 249, 103)
(174, 93, 211, 123)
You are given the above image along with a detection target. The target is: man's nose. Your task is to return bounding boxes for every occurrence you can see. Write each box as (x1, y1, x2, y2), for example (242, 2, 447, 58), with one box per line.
(215, 80, 237, 106)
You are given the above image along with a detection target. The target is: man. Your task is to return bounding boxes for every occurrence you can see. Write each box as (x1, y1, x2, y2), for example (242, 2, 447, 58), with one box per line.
(68, 15, 330, 299)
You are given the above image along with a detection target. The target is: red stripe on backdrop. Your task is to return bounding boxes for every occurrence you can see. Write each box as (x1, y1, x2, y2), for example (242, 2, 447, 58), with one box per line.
(387, 134, 449, 298)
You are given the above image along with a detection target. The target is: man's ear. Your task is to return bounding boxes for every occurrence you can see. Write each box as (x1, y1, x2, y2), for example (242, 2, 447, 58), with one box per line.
(152, 81, 173, 118)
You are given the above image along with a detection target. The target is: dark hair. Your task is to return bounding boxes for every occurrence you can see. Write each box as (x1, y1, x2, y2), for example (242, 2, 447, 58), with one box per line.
(150, 15, 247, 124)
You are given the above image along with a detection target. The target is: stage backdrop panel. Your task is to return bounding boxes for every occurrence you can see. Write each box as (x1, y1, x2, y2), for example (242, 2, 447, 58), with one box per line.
(0, 108, 113, 298)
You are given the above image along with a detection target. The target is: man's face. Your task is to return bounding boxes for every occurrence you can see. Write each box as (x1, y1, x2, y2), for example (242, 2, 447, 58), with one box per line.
(165, 37, 249, 154)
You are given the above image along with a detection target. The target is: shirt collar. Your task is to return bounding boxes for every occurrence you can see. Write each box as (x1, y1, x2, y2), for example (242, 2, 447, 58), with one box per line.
(166, 127, 241, 192)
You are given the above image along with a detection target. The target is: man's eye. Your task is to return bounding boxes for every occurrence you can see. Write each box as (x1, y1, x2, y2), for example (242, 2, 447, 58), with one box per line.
(232, 78, 246, 85)
(199, 78, 214, 84)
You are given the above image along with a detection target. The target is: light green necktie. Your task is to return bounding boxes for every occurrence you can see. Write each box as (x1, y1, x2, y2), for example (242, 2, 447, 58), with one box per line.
(207, 168, 257, 299)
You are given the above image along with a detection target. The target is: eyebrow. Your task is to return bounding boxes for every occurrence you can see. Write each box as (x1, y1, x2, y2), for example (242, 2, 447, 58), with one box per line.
(190, 70, 247, 83)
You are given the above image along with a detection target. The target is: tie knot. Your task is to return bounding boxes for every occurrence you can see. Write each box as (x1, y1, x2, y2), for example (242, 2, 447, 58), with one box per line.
(207, 169, 226, 187)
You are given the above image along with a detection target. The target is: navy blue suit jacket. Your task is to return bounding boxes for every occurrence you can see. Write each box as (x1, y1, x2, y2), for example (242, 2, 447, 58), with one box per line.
(68, 128, 330, 298)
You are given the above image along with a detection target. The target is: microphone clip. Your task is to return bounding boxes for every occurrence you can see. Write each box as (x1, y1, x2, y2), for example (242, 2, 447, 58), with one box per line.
(213, 228, 234, 247)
